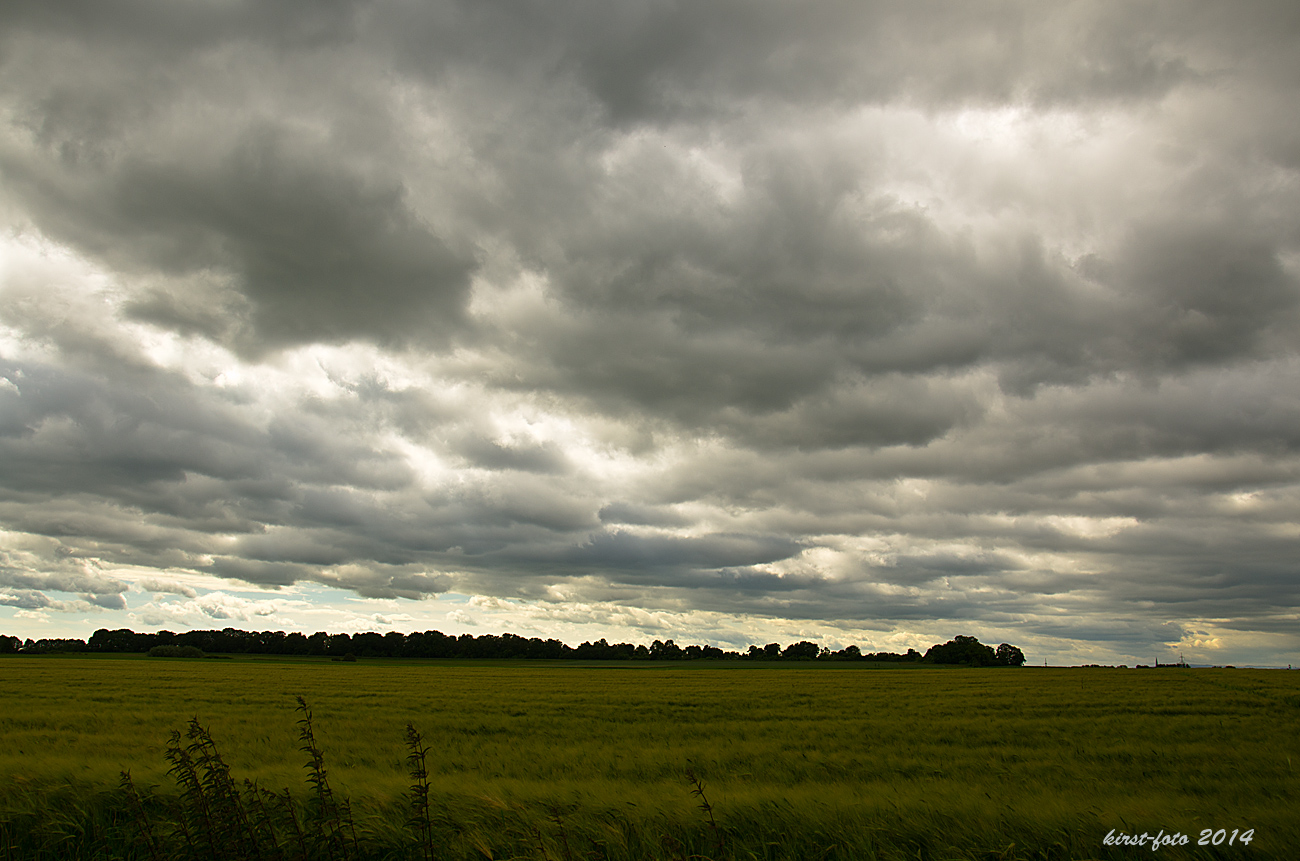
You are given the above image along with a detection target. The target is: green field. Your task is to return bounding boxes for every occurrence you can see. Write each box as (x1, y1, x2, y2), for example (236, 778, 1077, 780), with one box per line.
(1, 655, 1297, 860)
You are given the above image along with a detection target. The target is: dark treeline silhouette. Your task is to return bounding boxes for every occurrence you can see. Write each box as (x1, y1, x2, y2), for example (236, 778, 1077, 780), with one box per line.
(0, 628, 1026, 665)
(922, 635, 1026, 667)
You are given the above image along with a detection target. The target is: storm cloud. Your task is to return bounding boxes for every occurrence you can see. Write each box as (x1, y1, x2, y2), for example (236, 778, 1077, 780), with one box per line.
(1, 1, 1298, 664)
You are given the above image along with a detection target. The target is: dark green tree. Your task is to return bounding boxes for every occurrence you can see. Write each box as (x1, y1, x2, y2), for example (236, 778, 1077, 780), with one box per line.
(649, 639, 683, 660)
(923, 635, 998, 666)
(782, 641, 820, 660)
(995, 643, 1026, 666)
(833, 644, 863, 661)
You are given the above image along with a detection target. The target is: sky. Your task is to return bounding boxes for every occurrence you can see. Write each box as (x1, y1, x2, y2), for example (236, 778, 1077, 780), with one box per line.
(1, 1, 1299, 666)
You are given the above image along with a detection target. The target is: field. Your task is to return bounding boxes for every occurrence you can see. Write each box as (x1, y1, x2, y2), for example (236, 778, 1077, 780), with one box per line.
(1, 655, 1297, 860)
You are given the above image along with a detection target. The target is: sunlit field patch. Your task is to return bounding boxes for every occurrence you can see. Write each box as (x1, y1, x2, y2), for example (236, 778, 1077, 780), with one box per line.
(1, 656, 1297, 859)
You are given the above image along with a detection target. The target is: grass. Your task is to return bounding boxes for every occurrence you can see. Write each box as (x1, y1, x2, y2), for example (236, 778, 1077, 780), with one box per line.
(0, 655, 1297, 859)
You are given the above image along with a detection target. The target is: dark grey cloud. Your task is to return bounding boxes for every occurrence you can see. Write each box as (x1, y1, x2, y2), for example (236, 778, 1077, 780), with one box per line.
(3, 123, 475, 354)
(1, 1, 1299, 663)
(378, 1, 1244, 121)
(450, 435, 571, 474)
(563, 530, 803, 578)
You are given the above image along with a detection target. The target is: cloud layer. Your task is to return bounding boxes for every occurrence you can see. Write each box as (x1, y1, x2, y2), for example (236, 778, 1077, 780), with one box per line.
(2, 1, 1299, 664)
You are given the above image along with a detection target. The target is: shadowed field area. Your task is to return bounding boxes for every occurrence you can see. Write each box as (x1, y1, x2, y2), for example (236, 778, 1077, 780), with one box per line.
(1, 656, 1297, 859)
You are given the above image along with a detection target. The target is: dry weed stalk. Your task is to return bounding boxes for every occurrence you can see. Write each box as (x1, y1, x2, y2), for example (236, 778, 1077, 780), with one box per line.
(686, 767, 723, 857)
(280, 787, 310, 861)
(244, 780, 287, 861)
(295, 696, 357, 861)
(405, 723, 435, 861)
(119, 771, 165, 861)
(186, 718, 261, 860)
(165, 728, 215, 857)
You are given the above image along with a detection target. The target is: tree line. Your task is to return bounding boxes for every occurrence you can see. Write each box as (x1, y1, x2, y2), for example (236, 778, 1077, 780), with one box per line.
(0, 629, 1026, 665)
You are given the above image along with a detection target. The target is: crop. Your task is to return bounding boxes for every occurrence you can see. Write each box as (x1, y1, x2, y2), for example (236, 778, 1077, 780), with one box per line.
(0, 656, 1296, 859)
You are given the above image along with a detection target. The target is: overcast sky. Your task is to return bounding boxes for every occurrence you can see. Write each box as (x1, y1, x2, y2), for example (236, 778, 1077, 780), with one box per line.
(1, 1, 1298, 665)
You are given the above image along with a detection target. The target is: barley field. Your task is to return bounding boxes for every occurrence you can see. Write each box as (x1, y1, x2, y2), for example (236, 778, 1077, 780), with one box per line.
(1, 655, 1297, 859)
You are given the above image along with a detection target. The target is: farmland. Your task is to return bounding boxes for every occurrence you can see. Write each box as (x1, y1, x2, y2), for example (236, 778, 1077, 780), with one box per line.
(1, 655, 1297, 859)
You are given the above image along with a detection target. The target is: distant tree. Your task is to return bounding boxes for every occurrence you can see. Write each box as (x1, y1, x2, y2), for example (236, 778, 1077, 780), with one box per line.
(219, 627, 252, 652)
(924, 635, 998, 666)
(0, 626, 788, 662)
(995, 643, 1026, 666)
(22, 638, 88, 654)
(403, 630, 449, 658)
(351, 632, 385, 657)
(575, 638, 608, 659)
(284, 632, 310, 655)
(0, 635, 19, 653)
(307, 631, 329, 656)
(541, 637, 571, 659)
(326, 633, 352, 657)
(649, 639, 683, 660)
(859, 648, 922, 662)
(782, 641, 820, 660)
(252, 630, 287, 654)
(90, 628, 154, 653)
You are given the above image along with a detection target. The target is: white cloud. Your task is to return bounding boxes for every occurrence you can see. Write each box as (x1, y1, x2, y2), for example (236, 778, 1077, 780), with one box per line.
(134, 578, 199, 598)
